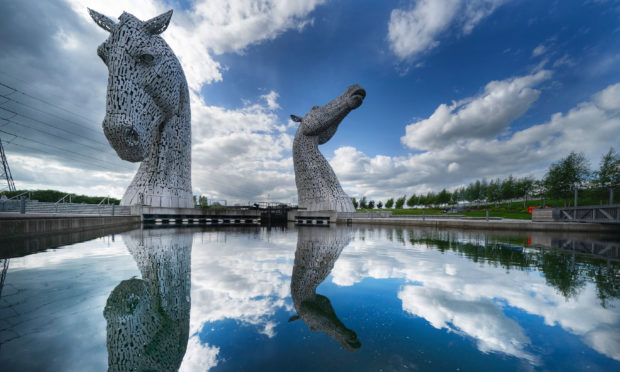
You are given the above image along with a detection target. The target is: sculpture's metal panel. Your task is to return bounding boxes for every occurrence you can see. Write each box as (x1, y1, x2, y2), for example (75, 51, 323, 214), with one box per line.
(90, 10, 193, 208)
(292, 85, 365, 212)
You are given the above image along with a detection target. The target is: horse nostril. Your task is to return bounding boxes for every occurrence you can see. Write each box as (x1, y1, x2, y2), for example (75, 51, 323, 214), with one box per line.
(126, 127, 140, 143)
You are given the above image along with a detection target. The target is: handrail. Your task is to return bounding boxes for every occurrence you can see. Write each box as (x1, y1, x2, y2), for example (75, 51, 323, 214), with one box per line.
(55, 193, 71, 204)
(97, 196, 110, 206)
(8, 191, 30, 200)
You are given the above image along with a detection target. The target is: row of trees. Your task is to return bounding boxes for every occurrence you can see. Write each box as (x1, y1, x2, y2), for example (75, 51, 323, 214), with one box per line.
(353, 148, 620, 209)
(1, 189, 120, 204)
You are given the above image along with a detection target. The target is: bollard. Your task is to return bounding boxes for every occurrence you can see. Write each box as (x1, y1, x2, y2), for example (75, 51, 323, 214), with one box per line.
(20, 196, 25, 214)
(422, 210, 425, 221)
(112, 204, 115, 216)
(486, 210, 489, 221)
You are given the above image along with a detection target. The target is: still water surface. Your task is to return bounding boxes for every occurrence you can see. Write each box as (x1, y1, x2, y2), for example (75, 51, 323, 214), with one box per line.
(0, 225, 619, 371)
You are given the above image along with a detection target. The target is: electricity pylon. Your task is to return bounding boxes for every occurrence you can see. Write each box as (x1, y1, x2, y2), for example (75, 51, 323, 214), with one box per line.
(0, 137, 16, 192)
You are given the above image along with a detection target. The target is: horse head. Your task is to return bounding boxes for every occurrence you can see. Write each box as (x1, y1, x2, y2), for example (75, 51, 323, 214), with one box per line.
(291, 84, 365, 145)
(89, 9, 188, 162)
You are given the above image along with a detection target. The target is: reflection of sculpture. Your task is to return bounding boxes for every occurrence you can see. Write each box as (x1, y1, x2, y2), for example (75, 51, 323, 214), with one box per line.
(291, 85, 366, 212)
(104, 229, 191, 371)
(89, 9, 193, 208)
(289, 226, 361, 351)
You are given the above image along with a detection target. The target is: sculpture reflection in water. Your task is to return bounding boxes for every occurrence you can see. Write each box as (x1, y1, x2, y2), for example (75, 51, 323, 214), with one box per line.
(289, 226, 361, 351)
(104, 228, 191, 371)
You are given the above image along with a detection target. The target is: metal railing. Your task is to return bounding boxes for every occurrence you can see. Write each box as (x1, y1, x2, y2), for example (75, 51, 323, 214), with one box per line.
(555, 204, 620, 224)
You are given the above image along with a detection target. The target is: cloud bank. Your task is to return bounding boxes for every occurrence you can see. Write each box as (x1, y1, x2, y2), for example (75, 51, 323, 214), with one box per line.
(388, 0, 509, 60)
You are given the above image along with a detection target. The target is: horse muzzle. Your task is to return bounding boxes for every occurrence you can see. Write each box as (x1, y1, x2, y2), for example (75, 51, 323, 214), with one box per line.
(102, 114, 148, 162)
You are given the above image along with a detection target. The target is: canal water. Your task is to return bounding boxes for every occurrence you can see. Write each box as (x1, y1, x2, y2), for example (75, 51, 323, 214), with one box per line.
(0, 225, 619, 371)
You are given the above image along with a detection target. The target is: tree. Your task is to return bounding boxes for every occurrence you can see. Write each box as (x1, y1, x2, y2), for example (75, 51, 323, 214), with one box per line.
(437, 189, 450, 205)
(351, 197, 359, 209)
(377, 201, 383, 209)
(359, 196, 368, 209)
(501, 175, 516, 203)
(406, 194, 418, 208)
(515, 177, 534, 207)
(368, 200, 375, 209)
(425, 192, 436, 207)
(385, 198, 394, 209)
(595, 147, 620, 204)
(486, 179, 501, 206)
(480, 179, 489, 202)
(544, 152, 590, 205)
(596, 147, 620, 185)
(449, 190, 458, 205)
(395, 195, 406, 209)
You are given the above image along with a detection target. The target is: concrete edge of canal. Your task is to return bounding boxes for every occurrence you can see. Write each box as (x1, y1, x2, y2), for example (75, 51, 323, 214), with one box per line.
(0, 214, 141, 238)
(338, 217, 619, 232)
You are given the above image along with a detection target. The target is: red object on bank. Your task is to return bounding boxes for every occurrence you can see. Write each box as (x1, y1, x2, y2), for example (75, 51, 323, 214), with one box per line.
(528, 206, 536, 214)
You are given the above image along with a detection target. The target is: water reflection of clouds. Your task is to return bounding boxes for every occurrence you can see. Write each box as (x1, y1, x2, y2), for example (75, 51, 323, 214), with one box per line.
(180, 229, 297, 370)
(0, 238, 139, 371)
(331, 228, 620, 363)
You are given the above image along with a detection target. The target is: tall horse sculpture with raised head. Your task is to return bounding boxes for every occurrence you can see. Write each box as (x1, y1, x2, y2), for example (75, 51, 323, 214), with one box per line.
(89, 9, 193, 208)
(291, 85, 366, 212)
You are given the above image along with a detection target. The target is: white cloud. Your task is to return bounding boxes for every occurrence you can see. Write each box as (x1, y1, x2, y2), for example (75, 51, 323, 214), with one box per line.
(330, 81, 620, 201)
(531, 44, 547, 58)
(179, 336, 220, 372)
(190, 91, 296, 202)
(388, 0, 508, 60)
(401, 70, 551, 150)
(67, 0, 326, 90)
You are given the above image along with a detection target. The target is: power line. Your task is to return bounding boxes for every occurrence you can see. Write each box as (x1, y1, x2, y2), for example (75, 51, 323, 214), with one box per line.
(0, 80, 97, 124)
(0, 92, 104, 136)
(0, 106, 110, 148)
(0, 128, 135, 172)
(4, 140, 134, 174)
(0, 116, 109, 153)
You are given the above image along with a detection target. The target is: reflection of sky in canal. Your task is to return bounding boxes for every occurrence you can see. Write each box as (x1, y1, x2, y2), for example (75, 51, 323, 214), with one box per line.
(1, 226, 619, 371)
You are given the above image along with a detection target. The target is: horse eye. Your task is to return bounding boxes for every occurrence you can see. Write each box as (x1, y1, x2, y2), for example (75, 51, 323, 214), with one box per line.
(140, 53, 155, 64)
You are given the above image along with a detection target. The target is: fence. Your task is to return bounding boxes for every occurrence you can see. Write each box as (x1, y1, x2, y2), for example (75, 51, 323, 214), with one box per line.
(0, 199, 131, 216)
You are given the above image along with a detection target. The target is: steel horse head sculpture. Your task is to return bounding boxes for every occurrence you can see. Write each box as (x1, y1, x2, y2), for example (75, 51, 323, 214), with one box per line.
(291, 85, 366, 212)
(89, 9, 193, 208)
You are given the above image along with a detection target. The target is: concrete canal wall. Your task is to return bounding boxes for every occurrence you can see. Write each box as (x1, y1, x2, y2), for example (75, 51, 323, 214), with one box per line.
(338, 216, 619, 232)
(0, 214, 141, 238)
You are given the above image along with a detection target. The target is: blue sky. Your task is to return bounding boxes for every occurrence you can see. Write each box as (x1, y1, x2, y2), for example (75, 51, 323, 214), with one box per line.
(0, 0, 619, 203)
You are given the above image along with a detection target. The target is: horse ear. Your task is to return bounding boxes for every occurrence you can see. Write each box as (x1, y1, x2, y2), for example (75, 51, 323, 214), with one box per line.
(290, 114, 303, 122)
(88, 8, 116, 32)
(144, 9, 173, 35)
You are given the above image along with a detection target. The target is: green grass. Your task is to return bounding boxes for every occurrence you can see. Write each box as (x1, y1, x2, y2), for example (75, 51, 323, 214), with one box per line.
(355, 194, 618, 220)
(358, 206, 532, 220)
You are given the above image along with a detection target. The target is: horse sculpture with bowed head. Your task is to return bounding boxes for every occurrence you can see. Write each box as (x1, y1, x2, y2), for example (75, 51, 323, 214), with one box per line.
(291, 85, 366, 212)
(89, 9, 193, 208)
